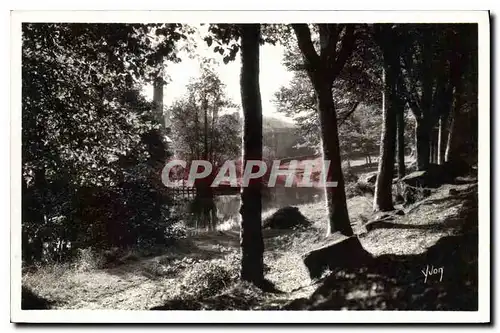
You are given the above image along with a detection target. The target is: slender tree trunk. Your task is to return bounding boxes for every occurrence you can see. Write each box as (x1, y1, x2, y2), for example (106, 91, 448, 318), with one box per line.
(239, 24, 264, 284)
(193, 109, 200, 159)
(446, 85, 464, 164)
(191, 94, 216, 228)
(415, 118, 430, 170)
(429, 133, 435, 164)
(438, 113, 449, 164)
(315, 83, 353, 236)
(292, 23, 356, 237)
(446, 114, 457, 163)
(416, 28, 434, 171)
(32, 168, 47, 262)
(373, 65, 397, 212)
(395, 65, 406, 179)
(432, 76, 454, 166)
(209, 107, 217, 163)
(203, 96, 209, 161)
(432, 129, 439, 164)
(434, 135, 438, 163)
(445, 25, 472, 166)
(396, 108, 405, 178)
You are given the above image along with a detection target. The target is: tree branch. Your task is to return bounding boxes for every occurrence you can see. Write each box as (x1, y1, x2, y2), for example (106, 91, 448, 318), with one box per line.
(292, 24, 320, 70)
(323, 24, 340, 63)
(338, 101, 361, 126)
(400, 78, 422, 120)
(330, 25, 356, 80)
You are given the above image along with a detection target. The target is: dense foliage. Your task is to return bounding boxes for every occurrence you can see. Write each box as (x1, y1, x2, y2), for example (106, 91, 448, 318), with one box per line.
(22, 23, 192, 263)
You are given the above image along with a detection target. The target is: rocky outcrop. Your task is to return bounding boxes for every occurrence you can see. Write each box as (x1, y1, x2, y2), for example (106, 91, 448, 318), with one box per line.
(359, 172, 378, 185)
(303, 236, 374, 279)
(263, 206, 311, 230)
(400, 160, 473, 204)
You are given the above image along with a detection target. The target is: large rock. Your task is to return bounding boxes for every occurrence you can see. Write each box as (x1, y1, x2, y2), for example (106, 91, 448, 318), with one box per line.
(406, 161, 418, 173)
(351, 172, 377, 198)
(401, 164, 453, 188)
(443, 159, 472, 179)
(359, 172, 378, 185)
(402, 161, 471, 189)
(303, 236, 374, 279)
(263, 206, 311, 229)
(400, 164, 454, 204)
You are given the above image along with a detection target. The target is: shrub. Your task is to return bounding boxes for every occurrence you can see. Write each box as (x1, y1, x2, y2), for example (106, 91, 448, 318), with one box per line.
(180, 254, 239, 298)
(142, 260, 171, 278)
(72, 247, 104, 272)
(164, 222, 188, 243)
(22, 177, 180, 265)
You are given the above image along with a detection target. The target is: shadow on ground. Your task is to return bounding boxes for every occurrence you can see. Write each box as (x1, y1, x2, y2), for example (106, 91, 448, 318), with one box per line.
(285, 192, 478, 311)
(151, 184, 478, 311)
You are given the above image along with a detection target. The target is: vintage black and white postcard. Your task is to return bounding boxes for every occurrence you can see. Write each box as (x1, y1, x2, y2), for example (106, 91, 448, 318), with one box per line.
(10, 10, 490, 323)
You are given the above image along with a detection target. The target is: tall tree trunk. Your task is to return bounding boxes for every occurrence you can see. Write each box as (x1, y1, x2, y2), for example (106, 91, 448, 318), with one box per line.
(446, 84, 464, 164)
(203, 96, 209, 161)
(373, 65, 397, 212)
(415, 117, 430, 170)
(396, 108, 405, 178)
(415, 27, 434, 171)
(438, 113, 449, 164)
(315, 82, 353, 236)
(292, 23, 356, 237)
(209, 107, 217, 164)
(32, 168, 47, 262)
(396, 68, 406, 179)
(194, 95, 216, 232)
(445, 24, 473, 166)
(429, 132, 435, 164)
(193, 108, 200, 159)
(239, 24, 264, 284)
(433, 129, 439, 164)
(432, 77, 453, 165)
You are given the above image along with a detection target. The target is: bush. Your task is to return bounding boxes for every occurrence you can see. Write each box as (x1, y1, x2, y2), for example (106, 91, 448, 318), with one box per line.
(22, 177, 180, 265)
(142, 260, 172, 278)
(164, 222, 188, 243)
(180, 254, 239, 298)
(72, 247, 104, 272)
